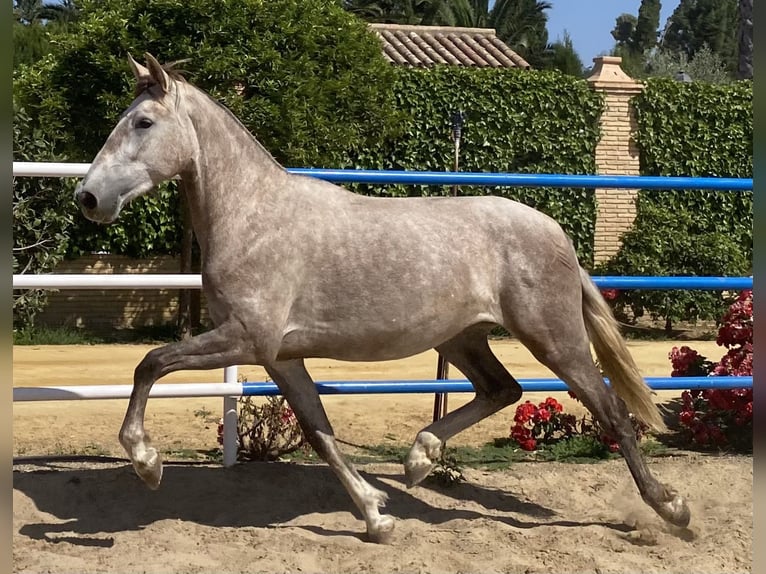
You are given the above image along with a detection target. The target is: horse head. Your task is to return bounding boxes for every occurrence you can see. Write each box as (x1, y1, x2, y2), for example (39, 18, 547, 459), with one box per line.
(75, 53, 196, 223)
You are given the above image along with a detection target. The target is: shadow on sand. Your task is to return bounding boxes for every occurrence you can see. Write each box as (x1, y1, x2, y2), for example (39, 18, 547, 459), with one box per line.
(14, 459, 633, 546)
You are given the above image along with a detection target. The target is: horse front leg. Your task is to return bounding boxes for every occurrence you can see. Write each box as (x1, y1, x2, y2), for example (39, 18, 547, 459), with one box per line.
(266, 359, 395, 544)
(120, 322, 252, 489)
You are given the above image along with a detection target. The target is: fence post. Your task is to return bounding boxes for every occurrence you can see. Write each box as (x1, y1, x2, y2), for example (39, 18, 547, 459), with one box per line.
(587, 56, 644, 265)
(222, 365, 238, 467)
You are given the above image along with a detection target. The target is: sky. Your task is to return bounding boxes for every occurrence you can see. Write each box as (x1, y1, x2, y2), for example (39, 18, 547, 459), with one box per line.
(546, 1, 681, 65)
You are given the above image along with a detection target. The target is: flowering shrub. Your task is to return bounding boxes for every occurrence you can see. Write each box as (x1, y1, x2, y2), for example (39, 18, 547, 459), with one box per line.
(509, 393, 650, 453)
(510, 397, 577, 451)
(670, 289, 752, 451)
(217, 395, 307, 461)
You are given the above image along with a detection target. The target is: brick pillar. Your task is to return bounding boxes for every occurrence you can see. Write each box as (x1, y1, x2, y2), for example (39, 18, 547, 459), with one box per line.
(587, 56, 644, 265)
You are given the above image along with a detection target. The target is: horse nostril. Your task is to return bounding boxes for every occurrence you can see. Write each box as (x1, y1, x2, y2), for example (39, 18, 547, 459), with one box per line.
(78, 190, 98, 211)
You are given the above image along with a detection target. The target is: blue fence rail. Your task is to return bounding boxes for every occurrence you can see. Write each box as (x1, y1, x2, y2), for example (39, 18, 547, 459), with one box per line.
(239, 376, 753, 396)
(289, 169, 753, 191)
(591, 277, 752, 290)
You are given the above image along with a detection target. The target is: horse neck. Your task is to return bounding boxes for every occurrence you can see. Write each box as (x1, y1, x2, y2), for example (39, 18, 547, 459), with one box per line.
(178, 84, 286, 259)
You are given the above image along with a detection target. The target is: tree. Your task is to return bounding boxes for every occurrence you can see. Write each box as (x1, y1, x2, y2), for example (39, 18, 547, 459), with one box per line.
(737, 0, 752, 80)
(544, 30, 584, 77)
(632, 0, 660, 54)
(611, 14, 637, 48)
(608, 0, 660, 78)
(343, 0, 449, 24)
(610, 0, 659, 57)
(661, 0, 738, 74)
(13, 21, 52, 68)
(644, 44, 732, 84)
(13, 1, 79, 68)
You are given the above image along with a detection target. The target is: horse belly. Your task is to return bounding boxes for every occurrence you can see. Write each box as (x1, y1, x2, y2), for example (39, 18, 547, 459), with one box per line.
(276, 295, 499, 362)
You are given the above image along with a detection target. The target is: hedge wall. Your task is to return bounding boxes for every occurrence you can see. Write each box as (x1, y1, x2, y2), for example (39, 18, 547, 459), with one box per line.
(352, 67, 604, 266)
(600, 78, 753, 327)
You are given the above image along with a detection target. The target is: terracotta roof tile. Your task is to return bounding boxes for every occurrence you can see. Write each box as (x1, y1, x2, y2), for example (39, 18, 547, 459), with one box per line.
(369, 23, 530, 69)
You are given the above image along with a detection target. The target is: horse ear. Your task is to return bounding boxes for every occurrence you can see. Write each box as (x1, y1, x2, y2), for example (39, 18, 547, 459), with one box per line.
(127, 52, 150, 83)
(144, 52, 170, 94)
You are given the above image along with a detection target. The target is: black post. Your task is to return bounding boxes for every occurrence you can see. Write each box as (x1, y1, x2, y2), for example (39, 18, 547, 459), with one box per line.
(433, 110, 465, 423)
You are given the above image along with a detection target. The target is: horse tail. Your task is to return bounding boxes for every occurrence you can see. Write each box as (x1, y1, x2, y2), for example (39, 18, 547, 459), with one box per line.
(579, 267, 666, 432)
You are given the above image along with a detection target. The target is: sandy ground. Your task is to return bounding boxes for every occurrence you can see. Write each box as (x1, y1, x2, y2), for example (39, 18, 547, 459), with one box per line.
(13, 340, 752, 573)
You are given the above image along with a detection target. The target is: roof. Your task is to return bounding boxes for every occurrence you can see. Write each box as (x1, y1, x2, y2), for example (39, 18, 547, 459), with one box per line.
(369, 23, 530, 69)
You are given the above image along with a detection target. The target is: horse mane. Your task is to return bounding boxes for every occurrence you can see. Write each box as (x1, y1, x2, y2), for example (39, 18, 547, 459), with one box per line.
(134, 59, 190, 97)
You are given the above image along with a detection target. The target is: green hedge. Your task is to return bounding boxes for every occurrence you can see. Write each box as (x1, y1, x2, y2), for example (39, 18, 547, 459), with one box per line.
(352, 67, 604, 266)
(600, 78, 752, 326)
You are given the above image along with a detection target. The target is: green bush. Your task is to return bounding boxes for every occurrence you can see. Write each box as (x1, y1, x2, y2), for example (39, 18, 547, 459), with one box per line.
(603, 199, 749, 328)
(600, 78, 752, 325)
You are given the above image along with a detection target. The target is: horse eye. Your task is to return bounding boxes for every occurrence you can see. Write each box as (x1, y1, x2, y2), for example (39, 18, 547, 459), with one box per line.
(136, 118, 153, 129)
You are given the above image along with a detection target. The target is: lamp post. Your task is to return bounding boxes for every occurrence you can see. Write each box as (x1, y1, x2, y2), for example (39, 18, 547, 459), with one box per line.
(433, 110, 465, 423)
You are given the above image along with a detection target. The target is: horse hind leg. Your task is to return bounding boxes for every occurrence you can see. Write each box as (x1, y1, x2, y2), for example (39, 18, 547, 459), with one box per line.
(265, 359, 395, 544)
(405, 329, 522, 487)
(536, 350, 689, 528)
(507, 280, 690, 529)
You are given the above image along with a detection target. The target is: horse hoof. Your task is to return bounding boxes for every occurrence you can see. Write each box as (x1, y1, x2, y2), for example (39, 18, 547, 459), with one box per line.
(404, 458, 433, 488)
(366, 516, 395, 544)
(404, 431, 441, 487)
(652, 490, 690, 528)
(133, 447, 163, 490)
(659, 494, 691, 528)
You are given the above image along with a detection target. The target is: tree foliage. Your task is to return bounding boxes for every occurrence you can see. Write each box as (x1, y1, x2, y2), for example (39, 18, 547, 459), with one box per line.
(611, 0, 659, 55)
(644, 44, 731, 84)
(610, 0, 660, 77)
(14, 0, 400, 258)
(13, 0, 78, 24)
(632, 0, 660, 54)
(12, 103, 75, 329)
(661, 0, 738, 74)
(345, 0, 553, 69)
(544, 31, 584, 77)
(737, 0, 752, 79)
(13, 1, 79, 68)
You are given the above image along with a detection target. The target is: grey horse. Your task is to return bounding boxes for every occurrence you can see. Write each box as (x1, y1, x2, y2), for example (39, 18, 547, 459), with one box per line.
(75, 53, 690, 543)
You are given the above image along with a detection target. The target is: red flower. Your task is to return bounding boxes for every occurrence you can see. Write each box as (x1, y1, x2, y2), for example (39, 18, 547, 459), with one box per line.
(510, 424, 531, 441)
(605, 439, 620, 453)
(535, 407, 552, 423)
(600, 288, 619, 301)
(514, 401, 537, 424)
(543, 397, 564, 413)
(280, 407, 296, 423)
(679, 410, 695, 426)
